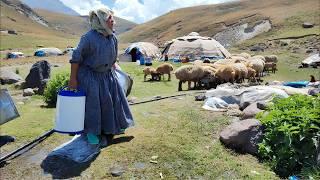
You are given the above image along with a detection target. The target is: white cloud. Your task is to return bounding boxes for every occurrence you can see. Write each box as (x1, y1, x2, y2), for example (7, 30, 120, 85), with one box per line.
(60, 0, 235, 23)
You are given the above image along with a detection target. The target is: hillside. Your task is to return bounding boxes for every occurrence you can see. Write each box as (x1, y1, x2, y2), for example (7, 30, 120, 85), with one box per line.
(22, 0, 79, 16)
(119, 0, 320, 47)
(0, 0, 137, 57)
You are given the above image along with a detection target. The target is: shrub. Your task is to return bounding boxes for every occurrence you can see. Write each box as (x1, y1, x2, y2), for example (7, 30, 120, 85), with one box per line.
(258, 94, 320, 177)
(43, 72, 70, 107)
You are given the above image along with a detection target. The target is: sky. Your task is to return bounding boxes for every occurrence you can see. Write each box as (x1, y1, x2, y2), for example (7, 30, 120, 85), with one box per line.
(59, 0, 234, 23)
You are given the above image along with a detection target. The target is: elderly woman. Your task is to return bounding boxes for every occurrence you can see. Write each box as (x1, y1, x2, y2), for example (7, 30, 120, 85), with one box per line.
(69, 8, 134, 146)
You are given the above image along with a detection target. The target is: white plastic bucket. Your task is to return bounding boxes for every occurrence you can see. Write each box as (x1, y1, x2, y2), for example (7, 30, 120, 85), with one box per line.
(54, 88, 86, 134)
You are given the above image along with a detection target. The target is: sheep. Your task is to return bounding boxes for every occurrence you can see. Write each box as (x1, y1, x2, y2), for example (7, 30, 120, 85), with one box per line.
(193, 60, 203, 66)
(264, 55, 278, 63)
(232, 52, 251, 59)
(143, 67, 160, 81)
(252, 55, 266, 62)
(174, 65, 213, 91)
(156, 63, 174, 81)
(246, 67, 256, 82)
(247, 57, 265, 78)
(215, 65, 236, 84)
(264, 62, 277, 73)
(231, 62, 248, 83)
(230, 56, 249, 63)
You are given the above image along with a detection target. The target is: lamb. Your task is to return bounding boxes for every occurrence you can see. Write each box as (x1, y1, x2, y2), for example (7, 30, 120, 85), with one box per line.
(156, 63, 174, 81)
(264, 62, 277, 73)
(174, 65, 213, 91)
(264, 55, 278, 63)
(143, 67, 160, 81)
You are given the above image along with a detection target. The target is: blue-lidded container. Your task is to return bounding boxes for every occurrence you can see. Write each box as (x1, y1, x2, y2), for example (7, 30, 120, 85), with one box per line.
(54, 87, 86, 134)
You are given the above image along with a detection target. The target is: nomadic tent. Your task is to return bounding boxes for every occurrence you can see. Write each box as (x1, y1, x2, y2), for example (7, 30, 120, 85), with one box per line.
(34, 47, 63, 57)
(301, 53, 320, 67)
(119, 42, 160, 62)
(6, 52, 24, 59)
(162, 32, 231, 61)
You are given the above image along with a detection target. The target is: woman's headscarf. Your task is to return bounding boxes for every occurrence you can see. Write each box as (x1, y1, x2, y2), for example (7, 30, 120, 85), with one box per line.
(89, 8, 114, 36)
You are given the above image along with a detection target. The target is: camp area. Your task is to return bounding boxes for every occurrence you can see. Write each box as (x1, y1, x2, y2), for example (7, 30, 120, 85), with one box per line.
(1, 0, 320, 179)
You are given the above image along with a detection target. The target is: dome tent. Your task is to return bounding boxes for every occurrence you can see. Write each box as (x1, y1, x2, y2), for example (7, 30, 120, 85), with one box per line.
(162, 32, 231, 61)
(119, 42, 160, 62)
(34, 47, 63, 57)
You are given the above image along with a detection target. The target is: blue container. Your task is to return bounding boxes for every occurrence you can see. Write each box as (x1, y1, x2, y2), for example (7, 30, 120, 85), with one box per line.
(139, 56, 145, 65)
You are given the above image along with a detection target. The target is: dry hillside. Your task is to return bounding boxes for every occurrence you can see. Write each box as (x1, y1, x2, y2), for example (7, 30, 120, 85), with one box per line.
(35, 9, 137, 36)
(119, 0, 320, 46)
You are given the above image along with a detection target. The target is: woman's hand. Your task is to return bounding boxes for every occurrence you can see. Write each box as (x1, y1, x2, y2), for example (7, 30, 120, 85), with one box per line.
(68, 78, 78, 90)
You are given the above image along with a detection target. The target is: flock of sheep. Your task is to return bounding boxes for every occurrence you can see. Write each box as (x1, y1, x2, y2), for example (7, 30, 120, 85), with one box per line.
(143, 53, 278, 91)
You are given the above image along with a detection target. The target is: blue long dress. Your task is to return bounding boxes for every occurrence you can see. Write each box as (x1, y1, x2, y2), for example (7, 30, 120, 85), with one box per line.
(70, 30, 134, 135)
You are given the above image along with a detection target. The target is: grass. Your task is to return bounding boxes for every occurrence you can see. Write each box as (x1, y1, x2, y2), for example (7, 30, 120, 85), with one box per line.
(0, 59, 280, 179)
(1, 55, 319, 178)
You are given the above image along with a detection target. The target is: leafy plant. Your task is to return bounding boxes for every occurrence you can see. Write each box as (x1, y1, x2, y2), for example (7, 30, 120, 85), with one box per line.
(258, 94, 320, 177)
(43, 72, 70, 107)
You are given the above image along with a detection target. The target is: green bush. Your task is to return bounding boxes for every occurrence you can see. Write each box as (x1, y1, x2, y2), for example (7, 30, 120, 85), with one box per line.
(43, 72, 70, 107)
(258, 94, 320, 177)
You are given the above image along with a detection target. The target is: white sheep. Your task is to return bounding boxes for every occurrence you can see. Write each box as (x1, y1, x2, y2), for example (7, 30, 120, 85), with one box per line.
(214, 65, 236, 84)
(247, 57, 265, 78)
(231, 62, 248, 83)
(264, 55, 278, 63)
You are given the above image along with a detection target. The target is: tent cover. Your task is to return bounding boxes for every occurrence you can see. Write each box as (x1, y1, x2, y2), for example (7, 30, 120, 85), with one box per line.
(162, 32, 231, 61)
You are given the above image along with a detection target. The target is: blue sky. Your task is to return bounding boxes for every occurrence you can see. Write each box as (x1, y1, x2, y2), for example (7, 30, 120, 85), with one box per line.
(59, 0, 234, 23)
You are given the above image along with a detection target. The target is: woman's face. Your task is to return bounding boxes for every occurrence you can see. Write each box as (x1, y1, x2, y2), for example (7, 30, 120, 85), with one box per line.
(106, 15, 115, 30)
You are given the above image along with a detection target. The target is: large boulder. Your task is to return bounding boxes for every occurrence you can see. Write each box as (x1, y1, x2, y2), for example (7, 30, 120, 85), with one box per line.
(25, 60, 51, 94)
(302, 22, 314, 28)
(241, 102, 263, 119)
(0, 69, 23, 84)
(219, 119, 263, 155)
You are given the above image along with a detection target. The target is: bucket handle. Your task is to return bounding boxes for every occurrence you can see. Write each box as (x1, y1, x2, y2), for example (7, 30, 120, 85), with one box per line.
(58, 86, 84, 93)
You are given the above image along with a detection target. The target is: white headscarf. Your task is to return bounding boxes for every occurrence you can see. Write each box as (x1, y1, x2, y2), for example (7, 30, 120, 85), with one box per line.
(89, 8, 114, 36)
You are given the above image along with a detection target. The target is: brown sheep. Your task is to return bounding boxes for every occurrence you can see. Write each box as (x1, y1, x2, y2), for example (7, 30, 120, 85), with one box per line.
(143, 67, 159, 81)
(264, 62, 277, 73)
(174, 65, 213, 91)
(215, 65, 236, 84)
(247, 67, 256, 82)
(156, 63, 174, 81)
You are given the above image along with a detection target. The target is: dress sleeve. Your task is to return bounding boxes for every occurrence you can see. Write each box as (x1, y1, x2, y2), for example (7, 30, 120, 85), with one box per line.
(70, 34, 90, 64)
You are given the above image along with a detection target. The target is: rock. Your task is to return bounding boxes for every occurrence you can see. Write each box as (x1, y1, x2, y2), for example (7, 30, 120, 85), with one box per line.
(306, 49, 314, 53)
(0, 69, 23, 84)
(250, 46, 264, 52)
(256, 101, 268, 110)
(25, 60, 51, 94)
(228, 104, 240, 110)
(23, 88, 35, 96)
(280, 40, 288, 46)
(8, 30, 17, 35)
(195, 94, 206, 101)
(219, 119, 263, 155)
(14, 81, 25, 89)
(0, 135, 16, 146)
(302, 22, 314, 28)
(242, 102, 263, 119)
(109, 166, 126, 177)
(308, 88, 320, 96)
(226, 109, 244, 117)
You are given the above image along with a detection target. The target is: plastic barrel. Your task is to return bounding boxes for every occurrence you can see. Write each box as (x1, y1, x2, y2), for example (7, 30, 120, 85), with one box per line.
(54, 88, 86, 134)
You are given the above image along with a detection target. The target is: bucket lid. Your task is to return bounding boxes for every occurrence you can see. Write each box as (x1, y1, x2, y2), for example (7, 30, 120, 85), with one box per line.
(58, 89, 85, 97)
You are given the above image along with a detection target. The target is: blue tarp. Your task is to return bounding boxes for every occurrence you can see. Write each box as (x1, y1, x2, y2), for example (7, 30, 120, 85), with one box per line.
(283, 81, 309, 88)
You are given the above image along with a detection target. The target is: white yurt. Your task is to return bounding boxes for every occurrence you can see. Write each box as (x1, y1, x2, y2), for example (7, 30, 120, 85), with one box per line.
(162, 32, 231, 61)
(119, 42, 160, 62)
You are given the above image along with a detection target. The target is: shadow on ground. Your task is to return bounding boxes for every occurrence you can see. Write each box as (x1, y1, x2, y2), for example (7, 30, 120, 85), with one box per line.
(40, 135, 134, 179)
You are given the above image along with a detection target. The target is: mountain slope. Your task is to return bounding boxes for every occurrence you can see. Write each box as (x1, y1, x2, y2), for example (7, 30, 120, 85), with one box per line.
(35, 9, 137, 36)
(21, 0, 79, 16)
(119, 0, 319, 46)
